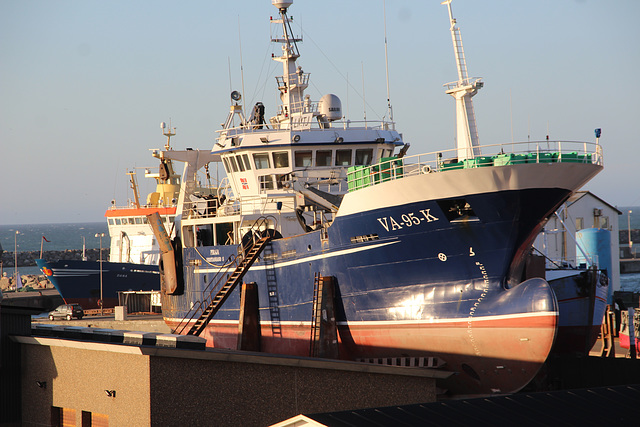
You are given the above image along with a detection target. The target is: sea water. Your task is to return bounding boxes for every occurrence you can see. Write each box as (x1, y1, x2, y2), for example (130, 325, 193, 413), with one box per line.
(1, 222, 108, 276)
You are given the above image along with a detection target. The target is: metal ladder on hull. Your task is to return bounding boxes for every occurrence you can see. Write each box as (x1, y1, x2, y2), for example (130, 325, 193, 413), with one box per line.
(263, 242, 282, 337)
(309, 272, 323, 357)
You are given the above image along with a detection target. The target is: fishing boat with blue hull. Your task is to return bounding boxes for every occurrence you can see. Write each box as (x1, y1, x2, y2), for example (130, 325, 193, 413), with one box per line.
(36, 125, 183, 309)
(152, 0, 604, 395)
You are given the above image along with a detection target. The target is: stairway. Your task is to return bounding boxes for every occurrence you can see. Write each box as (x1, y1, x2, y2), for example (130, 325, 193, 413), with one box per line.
(185, 235, 272, 336)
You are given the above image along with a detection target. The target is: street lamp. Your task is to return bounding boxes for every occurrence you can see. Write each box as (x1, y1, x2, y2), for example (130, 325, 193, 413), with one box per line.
(95, 233, 105, 315)
(14, 230, 19, 287)
(629, 210, 633, 258)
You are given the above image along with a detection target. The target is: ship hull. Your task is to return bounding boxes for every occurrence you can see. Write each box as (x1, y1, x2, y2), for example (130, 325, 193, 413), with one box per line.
(548, 270, 608, 355)
(36, 259, 159, 309)
(162, 159, 601, 395)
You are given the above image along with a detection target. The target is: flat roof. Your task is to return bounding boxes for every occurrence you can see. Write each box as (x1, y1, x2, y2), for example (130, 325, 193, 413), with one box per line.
(12, 335, 452, 380)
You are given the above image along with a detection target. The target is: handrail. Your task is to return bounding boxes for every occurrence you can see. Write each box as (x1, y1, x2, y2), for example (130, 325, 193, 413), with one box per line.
(171, 253, 240, 335)
(346, 140, 603, 193)
(172, 215, 278, 335)
(217, 117, 396, 136)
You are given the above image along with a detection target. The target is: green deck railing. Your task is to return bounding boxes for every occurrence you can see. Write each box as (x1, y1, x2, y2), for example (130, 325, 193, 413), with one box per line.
(347, 140, 602, 192)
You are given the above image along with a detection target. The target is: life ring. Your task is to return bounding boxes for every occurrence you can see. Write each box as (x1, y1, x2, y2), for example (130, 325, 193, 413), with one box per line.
(422, 165, 432, 174)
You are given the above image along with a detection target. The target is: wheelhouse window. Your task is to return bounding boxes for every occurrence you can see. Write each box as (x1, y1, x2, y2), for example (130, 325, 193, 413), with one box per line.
(222, 157, 231, 173)
(295, 150, 312, 167)
(241, 154, 252, 170)
(229, 156, 240, 172)
(135, 217, 142, 224)
(316, 150, 332, 166)
(355, 148, 373, 165)
(259, 175, 275, 190)
(235, 155, 246, 171)
(272, 151, 289, 168)
(108, 219, 114, 225)
(253, 153, 270, 169)
(335, 149, 352, 166)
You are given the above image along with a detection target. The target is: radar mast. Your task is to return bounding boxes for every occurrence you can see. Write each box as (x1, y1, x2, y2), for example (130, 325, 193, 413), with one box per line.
(270, 0, 309, 128)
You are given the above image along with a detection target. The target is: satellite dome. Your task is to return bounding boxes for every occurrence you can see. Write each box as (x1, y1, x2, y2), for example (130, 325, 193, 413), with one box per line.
(318, 94, 342, 122)
(272, 0, 293, 10)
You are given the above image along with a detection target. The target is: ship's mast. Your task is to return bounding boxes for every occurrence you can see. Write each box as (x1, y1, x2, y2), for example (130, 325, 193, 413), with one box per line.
(271, 0, 309, 127)
(442, 0, 483, 161)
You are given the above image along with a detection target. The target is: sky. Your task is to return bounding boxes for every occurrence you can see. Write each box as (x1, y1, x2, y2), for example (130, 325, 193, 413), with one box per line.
(1, 0, 639, 225)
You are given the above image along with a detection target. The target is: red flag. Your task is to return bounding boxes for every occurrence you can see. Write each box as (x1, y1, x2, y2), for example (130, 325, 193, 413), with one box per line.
(42, 236, 50, 242)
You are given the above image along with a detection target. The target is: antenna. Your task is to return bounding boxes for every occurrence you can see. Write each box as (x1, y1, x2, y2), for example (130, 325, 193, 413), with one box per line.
(383, 0, 393, 122)
(362, 61, 367, 127)
(227, 56, 233, 94)
(346, 72, 350, 120)
(238, 16, 246, 119)
(160, 120, 176, 150)
(509, 89, 514, 143)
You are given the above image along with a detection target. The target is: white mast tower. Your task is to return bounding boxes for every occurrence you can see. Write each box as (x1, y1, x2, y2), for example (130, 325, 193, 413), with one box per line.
(442, 0, 483, 161)
(271, 0, 309, 128)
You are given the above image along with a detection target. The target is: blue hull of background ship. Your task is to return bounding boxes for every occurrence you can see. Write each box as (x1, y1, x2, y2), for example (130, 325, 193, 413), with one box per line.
(162, 187, 572, 395)
(36, 259, 159, 308)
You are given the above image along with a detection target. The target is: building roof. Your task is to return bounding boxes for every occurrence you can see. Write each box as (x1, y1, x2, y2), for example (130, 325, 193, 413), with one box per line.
(275, 384, 640, 426)
(567, 191, 623, 215)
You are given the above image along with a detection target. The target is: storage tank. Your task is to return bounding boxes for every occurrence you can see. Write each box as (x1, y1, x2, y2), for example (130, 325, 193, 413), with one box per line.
(576, 228, 612, 303)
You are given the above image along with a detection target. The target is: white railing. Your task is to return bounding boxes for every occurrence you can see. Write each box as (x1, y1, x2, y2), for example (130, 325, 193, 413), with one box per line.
(346, 140, 604, 193)
(217, 117, 396, 138)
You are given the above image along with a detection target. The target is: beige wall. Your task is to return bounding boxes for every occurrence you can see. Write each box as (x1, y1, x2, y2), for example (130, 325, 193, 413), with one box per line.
(19, 337, 439, 426)
(22, 344, 150, 426)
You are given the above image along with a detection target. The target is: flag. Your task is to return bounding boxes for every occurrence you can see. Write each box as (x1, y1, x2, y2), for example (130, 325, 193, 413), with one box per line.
(42, 236, 50, 242)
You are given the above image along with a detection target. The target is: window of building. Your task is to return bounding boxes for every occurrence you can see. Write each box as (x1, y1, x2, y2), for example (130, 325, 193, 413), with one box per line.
(82, 410, 109, 426)
(576, 217, 584, 231)
(253, 153, 270, 169)
(335, 149, 352, 166)
(272, 151, 289, 168)
(259, 175, 275, 190)
(600, 216, 609, 229)
(52, 407, 77, 427)
(355, 148, 373, 165)
(294, 150, 313, 167)
(316, 150, 332, 166)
